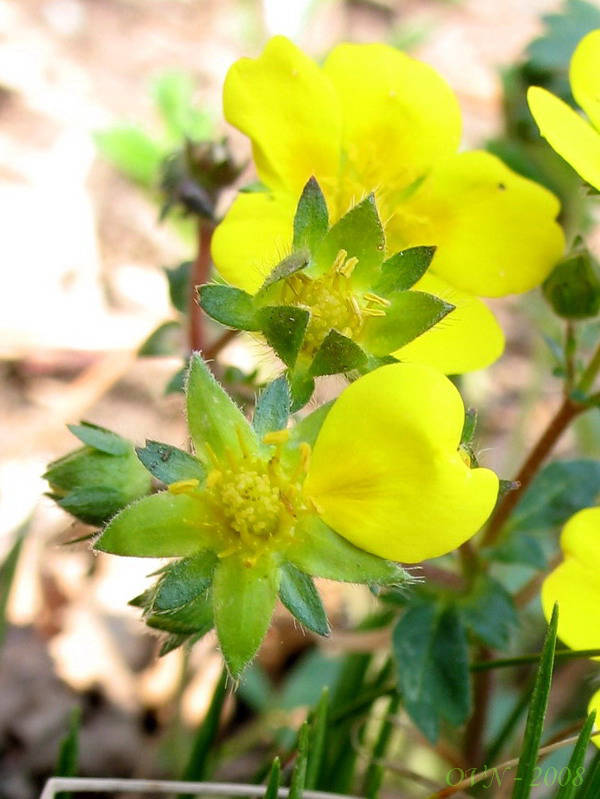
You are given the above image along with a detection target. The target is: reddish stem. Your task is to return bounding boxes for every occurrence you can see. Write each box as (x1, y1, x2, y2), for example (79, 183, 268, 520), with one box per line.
(188, 220, 215, 353)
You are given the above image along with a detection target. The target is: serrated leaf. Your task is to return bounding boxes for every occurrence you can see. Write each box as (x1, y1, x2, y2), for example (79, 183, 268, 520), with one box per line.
(526, 0, 600, 73)
(308, 330, 368, 377)
(293, 177, 329, 252)
(279, 562, 329, 636)
(152, 550, 218, 613)
(458, 575, 518, 649)
(374, 246, 436, 294)
(511, 604, 558, 799)
(362, 291, 454, 357)
(136, 440, 205, 485)
(138, 321, 182, 357)
(257, 306, 309, 368)
(213, 554, 279, 677)
(67, 422, 129, 456)
(165, 262, 192, 314)
(253, 377, 290, 439)
(315, 194, 384, 287)
(198, 284, 258, 330)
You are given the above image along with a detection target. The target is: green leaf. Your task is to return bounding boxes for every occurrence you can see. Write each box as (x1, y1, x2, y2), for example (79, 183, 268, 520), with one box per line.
(289, 373, 316, 413)
(458, 575, 518, 649)
(179, 669, 228, 794)
(136, 440, 205, 485)
(555, 711, 596, 799)
(315, 194, 384, 287)
(165, 262, 192, 315)
(95, 492, 215, 557)
(279, 562, 330, 636)
(308, 330, 368, 377)
(578, 749, 600, 799)
(362, 291, 454, 357)
(58, 486, 128, 526)
(55, 707, 80, 779)
(293, 177, 329, 252)
(198, 285, 258, 330)
(253, 377, 290, 439)
(152, 71, 214, 143)
(138, 321, 182, 357)
(146, 590, 213, 635)
(0, 520, 27, 649)
(305, 689, 329, 789)
(186, 354, 258, 468)
(165, 365, 186, 395)
(484, 531, 547, 568)
(362, 693, 401, 799)
(373, 246, 436, 294)
(212, 554, 279, 677)
(95, 126, 163, 188)
(526, 0, 600, 73)
(511, 604, 558, 799)
(264, 758, 281, 799)
(393, 604, 471, 741)
(259, 251, 311, 292)
(67, 422, 129, 456)
(286, 516, 406, 585)
(256, 306, 309, 368)
(289, 723, 310, 799)
(152, 550, 218, 612)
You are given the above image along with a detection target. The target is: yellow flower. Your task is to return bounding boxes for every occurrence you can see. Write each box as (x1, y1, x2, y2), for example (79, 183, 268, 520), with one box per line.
(213, 37, 564, 374)
(528, 30, 600, 192)
(541, 507, 600, 654)
(95, 355, 498, 673)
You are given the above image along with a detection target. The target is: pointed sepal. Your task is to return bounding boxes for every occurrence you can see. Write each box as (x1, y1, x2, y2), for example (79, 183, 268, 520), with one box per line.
(373, 246, 436, 295)
(253, 377, 290, 439)
(256, 306, 309, 368)
(198, 285, 259, 330)
(279, 562, 330, 636)
(136, 440, 205, 485)
(293, 177, 329, 253)
(308, 329, 368, 377)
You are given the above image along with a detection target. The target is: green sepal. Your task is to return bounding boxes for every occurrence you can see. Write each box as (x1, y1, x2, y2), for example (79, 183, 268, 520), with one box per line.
(373, 246, 436, 295)
(393, 603, 471, 742)
(198, 284, 259, 330)
(314, 194, 384, 287)
(152, 550, 218, 613)
(293, 177, 329, 253)
(138, 321, 182, 357)
(67, 422, 129, 456)
(136, 440, 205, 485)
(165, 261, 192, 314)
(308, 330, 368, 377)
(456, 575, 517, 649)
(159, 633, 191, 656)
(212, 553, 279, 677)
(286, 516, 407, 585)
(186, 354, 259, 468)
(362, 291, 454, 357)
(256, 306, 309, 368)
(289, 373, 316, 413)
(542, 250, 600, 320)
(94, 492, 215, 557)
(259, 251, 310, 293)
(461, 408, 478, 445)
(146, 590, 213, 635)
(57, 487, 126, 526)
(279, 562, 330, 636)
(165, 365, 186, 395)
(253, 377, 290, 439)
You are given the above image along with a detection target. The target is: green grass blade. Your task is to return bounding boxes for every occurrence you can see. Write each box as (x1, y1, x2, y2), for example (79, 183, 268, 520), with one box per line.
(363, 692, 401, 799)
(55, 707, 81, 799)
(0, 518, 28, 648)
(576, 749, 600, 798)
(486, 676, 535, 765)
(179, 668, 228, 797)
(264, 757, 281, 799)
(511, 603, 559, 799)
(289, 722, 310, 799)
(305, 688, 329, 790)
(555, 711, 596, 799)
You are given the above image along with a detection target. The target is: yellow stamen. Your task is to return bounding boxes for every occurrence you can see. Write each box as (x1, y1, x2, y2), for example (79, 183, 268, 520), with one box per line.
(363, 307, 387, 317)
(263, 429, 290, 445)
(205, 469, 223, 488)
(338, 256, 358, 277)
(168, 478, 200, 495)
(331, 248, 348, 273)
(364, 292, 391, 307)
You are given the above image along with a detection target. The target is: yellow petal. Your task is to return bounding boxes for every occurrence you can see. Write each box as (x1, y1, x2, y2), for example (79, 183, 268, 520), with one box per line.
(304, 363, 499, 563)
(211, 190, 296, 293)
(542, 558, 600, 653)
(570, 29, 600, 132)
(389, 150, 564, 297)
(323, 42, 461, 216)
(560, 507, 600, 566)
(223, 36, 341, 194)
(393, 272, 504, 374)
(528, 86, 600, 192)
(588, 688, 600, 748)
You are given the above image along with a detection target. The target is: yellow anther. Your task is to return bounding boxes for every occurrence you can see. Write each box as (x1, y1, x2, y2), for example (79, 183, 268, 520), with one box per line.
(236, 426, 252, 459)
(363, 307, 387, 317)
(205, 443, 220, 468)
(168, 478, 200, 495)
(338, 256, 358, 277)
(331, 249, 348, 273)
(349, 295, 363, 320)
(299, 442, 311, 470)
(205, 469, 223, 488)
(263, 429, 290, 446)
(364, 292, 391, 307)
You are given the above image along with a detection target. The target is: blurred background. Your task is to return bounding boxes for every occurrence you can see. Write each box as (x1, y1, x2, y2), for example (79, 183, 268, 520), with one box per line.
(1, 0, 600, 797)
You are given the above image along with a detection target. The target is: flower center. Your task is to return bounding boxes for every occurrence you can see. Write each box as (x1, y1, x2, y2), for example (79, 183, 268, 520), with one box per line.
(282, 249, 389, 356)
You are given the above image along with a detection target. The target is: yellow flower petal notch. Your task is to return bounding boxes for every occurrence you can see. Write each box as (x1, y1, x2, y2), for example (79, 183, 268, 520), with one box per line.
(528, 29, 600, 191)
(304, 362, 499, 562)
(541, 507, 600, 653)
(214, 36, 565, 373)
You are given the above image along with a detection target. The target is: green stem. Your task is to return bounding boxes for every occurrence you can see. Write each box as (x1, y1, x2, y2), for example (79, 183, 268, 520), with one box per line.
(578, 340, 600, 395)
(470, 647, 600, 672)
